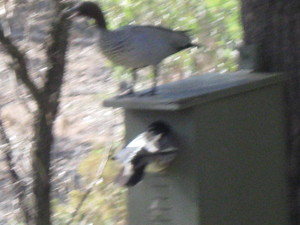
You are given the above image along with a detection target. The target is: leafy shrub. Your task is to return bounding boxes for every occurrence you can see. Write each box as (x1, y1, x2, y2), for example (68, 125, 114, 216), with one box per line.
(53, 148, 126, 225)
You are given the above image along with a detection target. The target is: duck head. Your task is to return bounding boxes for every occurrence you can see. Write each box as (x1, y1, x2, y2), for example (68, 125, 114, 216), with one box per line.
(147, 121, 170, 136)
(68, 1, 107, 29)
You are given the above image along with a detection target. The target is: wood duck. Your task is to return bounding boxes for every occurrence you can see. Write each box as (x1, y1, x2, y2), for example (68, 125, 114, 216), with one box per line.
(112, 121, 178, 187)
(68, 1, 199, 96)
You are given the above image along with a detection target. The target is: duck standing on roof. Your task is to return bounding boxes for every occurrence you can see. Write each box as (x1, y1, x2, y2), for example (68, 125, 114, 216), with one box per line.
(68, 1, 199, 96)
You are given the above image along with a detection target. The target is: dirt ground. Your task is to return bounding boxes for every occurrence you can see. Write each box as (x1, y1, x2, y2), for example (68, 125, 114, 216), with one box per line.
(0, 1, 125, 223)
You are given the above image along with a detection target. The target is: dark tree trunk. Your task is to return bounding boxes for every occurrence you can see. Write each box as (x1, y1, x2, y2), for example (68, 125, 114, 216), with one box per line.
(32, 112, 53, 225)
(0, 2, 71, 224)
(241, 1, 300, 224)
(32, 7, 71, 224)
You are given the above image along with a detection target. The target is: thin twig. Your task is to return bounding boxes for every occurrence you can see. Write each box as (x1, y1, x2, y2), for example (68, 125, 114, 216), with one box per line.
(0, 111, 33, 224)
(2, 1, 31, 113)
(0, 23, 42, 106)
(66, 146, 113, 225)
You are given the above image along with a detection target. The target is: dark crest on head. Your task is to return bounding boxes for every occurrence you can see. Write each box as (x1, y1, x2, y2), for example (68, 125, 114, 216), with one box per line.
(148, 121, 170, 135)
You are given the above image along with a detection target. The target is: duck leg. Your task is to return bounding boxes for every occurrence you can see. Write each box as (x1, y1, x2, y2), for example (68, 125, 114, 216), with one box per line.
(151, 65, 158, 95)
(139, 65, 159, 96)
(130, 68, 138, 94)
(118, 69, 137, 97)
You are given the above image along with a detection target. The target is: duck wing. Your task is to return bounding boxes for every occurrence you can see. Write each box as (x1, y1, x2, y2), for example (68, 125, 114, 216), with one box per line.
(122, 25, 196, 50)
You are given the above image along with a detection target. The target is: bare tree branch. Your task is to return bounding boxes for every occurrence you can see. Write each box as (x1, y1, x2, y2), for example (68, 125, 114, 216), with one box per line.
(42, 11, 71, 112)
(0, 23, 42, 106)
(1, 1, 72, 224)
(0, 113, 33, 224)
(31, 3, 72, 224)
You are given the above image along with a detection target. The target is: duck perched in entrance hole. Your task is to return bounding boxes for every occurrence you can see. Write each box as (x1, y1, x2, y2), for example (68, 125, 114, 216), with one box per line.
(112, 121, 178, 187)
(68, 1, 199, 96)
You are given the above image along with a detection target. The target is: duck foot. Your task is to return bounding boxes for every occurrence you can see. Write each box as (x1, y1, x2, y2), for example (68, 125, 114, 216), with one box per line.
(138, 88, 157, 97)
(117, 89, 136, 98)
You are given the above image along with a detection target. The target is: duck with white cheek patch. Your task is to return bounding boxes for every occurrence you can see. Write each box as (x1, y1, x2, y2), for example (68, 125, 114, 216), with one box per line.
(112, 121, 178, 187)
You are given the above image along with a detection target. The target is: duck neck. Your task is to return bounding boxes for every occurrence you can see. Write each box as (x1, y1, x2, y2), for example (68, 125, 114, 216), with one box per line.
(94, 11, 107, 30)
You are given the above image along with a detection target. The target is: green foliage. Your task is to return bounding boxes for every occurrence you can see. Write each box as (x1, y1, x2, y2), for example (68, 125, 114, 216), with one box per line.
(53, 148, 126, 225)
(92, 0, 241, 81)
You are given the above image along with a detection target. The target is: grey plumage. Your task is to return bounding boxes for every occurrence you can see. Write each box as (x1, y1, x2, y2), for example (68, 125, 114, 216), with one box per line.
(99, 26, 197, 68)
(69, 1, 199, 96)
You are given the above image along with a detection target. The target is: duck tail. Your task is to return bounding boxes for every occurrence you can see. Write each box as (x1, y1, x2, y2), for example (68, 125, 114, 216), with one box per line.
(186, 43, 201, 48)
(177, 42, 201, 51)
(114, 165, 146, 187)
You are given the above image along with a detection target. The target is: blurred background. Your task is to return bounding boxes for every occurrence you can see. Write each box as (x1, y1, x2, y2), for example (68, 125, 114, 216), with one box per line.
(0, 0, 241, 224)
